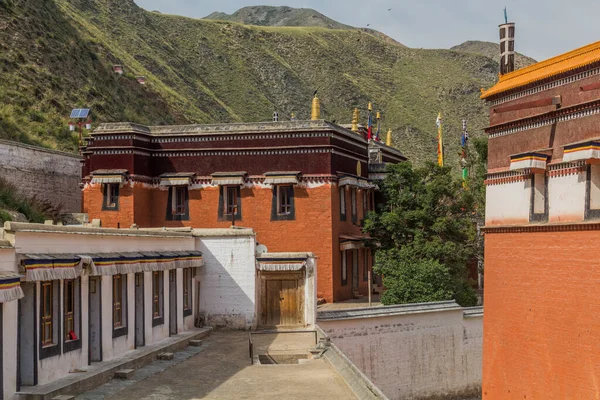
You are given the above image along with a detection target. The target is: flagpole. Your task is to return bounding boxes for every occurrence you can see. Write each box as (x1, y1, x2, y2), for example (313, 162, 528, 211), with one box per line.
(436, 112, 444, 167)
(461, 119, 468, 185)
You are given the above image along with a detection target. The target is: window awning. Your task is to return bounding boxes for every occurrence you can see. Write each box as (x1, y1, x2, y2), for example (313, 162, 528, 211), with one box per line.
(159, 173, 195, 186)
(263, 171, 301, 185)
(0, 272, 23, 303)
(339, 235, 369, 251)
(211, 171, 247, 186)
(509, 152, 549, 172)
(20, 251, 203, 280)
(338, 174, 377, 190)
(91, 169, 129, 184)
(256, 261, 306, 271)
(563, 139, 600, 163)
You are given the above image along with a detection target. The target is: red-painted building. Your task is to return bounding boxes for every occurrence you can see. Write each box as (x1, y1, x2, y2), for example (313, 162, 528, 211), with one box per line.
(481, 30, 600, 399)
(81, 118, 404, 302)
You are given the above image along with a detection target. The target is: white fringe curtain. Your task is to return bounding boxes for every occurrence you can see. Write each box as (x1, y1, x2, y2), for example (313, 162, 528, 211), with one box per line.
(22, 254, 83, 281)
(0, 273, 24, 303)
(257, 262, 306, 272)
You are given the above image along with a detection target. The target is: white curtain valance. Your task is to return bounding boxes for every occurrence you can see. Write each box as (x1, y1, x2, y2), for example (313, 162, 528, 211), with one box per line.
(0, 272, 23, 303)
(91, 176, 125, 184)
(257, 262, 306, 272)
(160, 177, 192, 186)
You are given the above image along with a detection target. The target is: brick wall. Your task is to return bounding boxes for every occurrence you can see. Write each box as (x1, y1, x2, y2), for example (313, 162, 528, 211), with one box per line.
(0, 140, 81, 212)
(484, 230, 600, 400)
(318, 303, 483, 400)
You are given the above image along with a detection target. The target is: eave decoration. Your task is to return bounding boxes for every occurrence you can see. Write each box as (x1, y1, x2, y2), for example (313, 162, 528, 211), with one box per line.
(263, 171, 301, 185)
(0, 272, 24, 303)
(563, 140, 600, 163)
(90, 169, 129, 184)
(159, 172, 195, 186)
(509, 152, 549, 173)
(211, 171, 247, 186)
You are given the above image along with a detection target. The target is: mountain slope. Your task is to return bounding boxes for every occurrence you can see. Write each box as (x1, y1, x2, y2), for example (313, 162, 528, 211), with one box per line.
(204, 6, 353, 30)
(0, 0, 530, 169)
(451, 40, 536, 70)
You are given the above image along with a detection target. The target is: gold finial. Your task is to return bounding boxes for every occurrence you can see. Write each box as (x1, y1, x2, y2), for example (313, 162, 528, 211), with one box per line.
(311, 94, 321, 120)
(386, 128, 392, 146)
(291, 112, 296, 121)
(376, 111, 381, 120)
(351, 108, 359, 132)
(368, 102, 373, 111)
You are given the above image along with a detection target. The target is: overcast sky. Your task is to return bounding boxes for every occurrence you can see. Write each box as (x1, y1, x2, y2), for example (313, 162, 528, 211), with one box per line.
(134, 0, 598, 61)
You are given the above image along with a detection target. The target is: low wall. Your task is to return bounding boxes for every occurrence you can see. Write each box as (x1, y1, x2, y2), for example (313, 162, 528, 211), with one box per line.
(0, 139, 81, 212)
(317, 302, 483, 400)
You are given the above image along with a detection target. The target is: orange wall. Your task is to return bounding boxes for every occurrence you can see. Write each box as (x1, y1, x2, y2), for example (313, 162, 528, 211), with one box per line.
(484, 230, 600, 400)
(85, 182, 376, 302)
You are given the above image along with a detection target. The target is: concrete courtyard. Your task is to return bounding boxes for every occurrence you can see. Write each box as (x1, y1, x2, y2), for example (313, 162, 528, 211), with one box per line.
(83, 331, 355, 400)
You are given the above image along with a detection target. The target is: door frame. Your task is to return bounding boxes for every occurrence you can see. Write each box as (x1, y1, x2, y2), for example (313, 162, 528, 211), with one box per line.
(168, 270, 177, 336)
(134, 273, 145, 348)
(259, 271, 305, 328)
(88, 277, 102, 364)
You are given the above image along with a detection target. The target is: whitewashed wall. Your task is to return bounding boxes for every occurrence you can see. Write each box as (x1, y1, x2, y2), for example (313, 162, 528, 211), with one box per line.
(196, 233, 256, 329)
(486, 179, 531, 225)
(317, 303, 483, 400)
(548, 171, 586, 223)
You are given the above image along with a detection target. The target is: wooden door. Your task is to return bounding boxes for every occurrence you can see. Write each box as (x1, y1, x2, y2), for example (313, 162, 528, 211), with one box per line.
(264, 279, 303, 327)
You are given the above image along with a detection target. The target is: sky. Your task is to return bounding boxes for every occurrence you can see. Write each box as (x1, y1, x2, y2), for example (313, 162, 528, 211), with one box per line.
(133, 0, 599, 61)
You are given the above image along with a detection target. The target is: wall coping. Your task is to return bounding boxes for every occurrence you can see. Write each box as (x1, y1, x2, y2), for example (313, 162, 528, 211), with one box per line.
(483, 220, 600, 233)
(2, 222, 193, 239)
(258, 252, 316, 260)
(141, 227, 256, 237)
(317, 300, 462, 321)
(0, 139, 81, 160)
(463, 306, 484, 318)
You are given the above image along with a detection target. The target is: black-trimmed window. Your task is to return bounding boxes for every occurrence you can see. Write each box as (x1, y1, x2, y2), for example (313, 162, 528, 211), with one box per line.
(113, 274, 128, 338)
(64, 278, 81, 352)
(362, 190, 368, 219)
(341, 251, 348, 286)
(529, 173, 548, 222)
(183, 268, 192, 317)
(167, 186, 189, 221)
(152, 271, 164, 326)
(271, 185, 295, 221)
(40, 280, 60, 359)
(340, 187, 346, 221)
(219, 186, 242, 221)
(363, 249, 369, 282)
(351, 188, 358, 223)
(102, 184, 119, 211)
(586, 164, 600, 220)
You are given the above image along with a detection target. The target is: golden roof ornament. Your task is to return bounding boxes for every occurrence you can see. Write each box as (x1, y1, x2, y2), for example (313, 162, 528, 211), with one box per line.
(351, 108, 359, 132)
(311, 91, 321, 120)
(386, 128, 392, 146)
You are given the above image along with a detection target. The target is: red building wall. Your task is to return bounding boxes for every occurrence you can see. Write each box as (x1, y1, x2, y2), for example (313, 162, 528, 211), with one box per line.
(484, 229, 600, 400)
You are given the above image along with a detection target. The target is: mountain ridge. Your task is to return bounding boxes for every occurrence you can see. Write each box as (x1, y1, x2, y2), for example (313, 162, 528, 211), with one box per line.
(0, 0, 536, 169)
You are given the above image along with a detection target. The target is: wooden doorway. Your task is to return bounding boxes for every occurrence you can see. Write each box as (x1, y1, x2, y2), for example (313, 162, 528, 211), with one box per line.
(260, 272, 304, 328)
(134, 273, 145, 348)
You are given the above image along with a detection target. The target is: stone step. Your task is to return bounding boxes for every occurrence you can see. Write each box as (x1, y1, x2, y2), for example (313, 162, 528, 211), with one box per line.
(189, 339, 203, 347)
(157, 352, 174, 361)
(52, 396, 75, 400)
(114, 369, 135, 379)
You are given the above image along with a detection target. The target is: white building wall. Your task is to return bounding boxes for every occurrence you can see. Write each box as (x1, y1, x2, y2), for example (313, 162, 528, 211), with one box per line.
(486, 179, 531, 225)
(196, 235, 256, 329)
(3, 300, 18, 400)
(548, 171, 586, 223)
(318, 307, 482, 400)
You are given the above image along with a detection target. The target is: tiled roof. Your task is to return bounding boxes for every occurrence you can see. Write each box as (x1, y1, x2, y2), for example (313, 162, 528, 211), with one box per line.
(481, 40, 600, 99)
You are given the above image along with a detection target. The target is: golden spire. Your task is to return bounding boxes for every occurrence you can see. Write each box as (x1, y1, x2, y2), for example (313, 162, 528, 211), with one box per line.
(376, 111, 381, 120)
(351, 108, 359, 132)
(386, 128, 392, 146)
(311, 94, 321, 120)
(368, 102, 373, 111)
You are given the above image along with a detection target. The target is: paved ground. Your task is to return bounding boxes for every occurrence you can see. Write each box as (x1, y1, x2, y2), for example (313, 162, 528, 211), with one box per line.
(80, 331, 355, 400)
(318, 294, 382, 310)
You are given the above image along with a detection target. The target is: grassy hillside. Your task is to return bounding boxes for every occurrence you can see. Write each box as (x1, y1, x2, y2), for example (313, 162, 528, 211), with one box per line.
(451, 40, 536, 70)
(0, 0, 535, 169)
(204, 5, 353, 30)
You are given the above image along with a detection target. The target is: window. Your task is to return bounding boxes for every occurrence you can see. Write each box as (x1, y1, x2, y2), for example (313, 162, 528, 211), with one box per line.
(271, 185, 295, 221)
(362, 190, 368, 218)
(102, 184, 119, 211)
(64, 278, 81, 352)
(167, 186, 189, 221)
(341, 251, 347, 286)
(40, 280, 60, 359)
(363, 250, 369, 281)
(152, 271, 164, 326)
(340, 187, 346, 221)
(219, 186, 242, 221)
(41, 281, 53, 347)
(530, 173, 548, 222)
(351, 188, 357, 223)
(586, 164, 600, 220)
(183, 268, 193, 317)
(112, 274, 128, 338)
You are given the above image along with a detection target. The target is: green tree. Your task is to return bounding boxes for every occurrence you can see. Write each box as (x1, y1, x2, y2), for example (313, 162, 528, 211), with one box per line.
(363, 162, 478, 306)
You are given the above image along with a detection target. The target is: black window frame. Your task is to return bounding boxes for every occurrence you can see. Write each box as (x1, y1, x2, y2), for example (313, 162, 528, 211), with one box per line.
(340, 186, 347, 221)
(529, 173, 548, 223)
(63, 278, 82, 353)
(166, 186, 190, 221)
(102, 183, 120, 211)
(341, 251, 348, 286)
(112, 274, 128, 339)
(218, 185, 242, 221)
(152, 271, 164, 327)
(183, 268, 193, 317)
(39, 280, 60, 360)
(271, 185, 295, 221)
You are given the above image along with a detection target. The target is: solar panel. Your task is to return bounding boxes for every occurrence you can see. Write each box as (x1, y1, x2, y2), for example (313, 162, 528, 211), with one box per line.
(70, 108, 90, 118)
